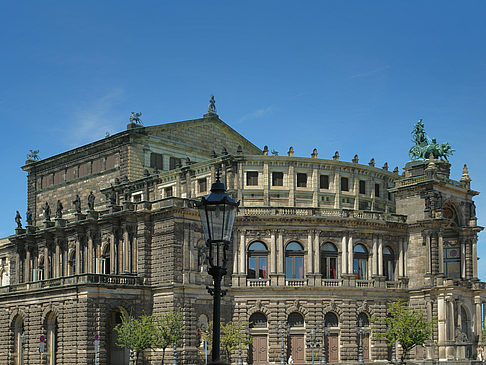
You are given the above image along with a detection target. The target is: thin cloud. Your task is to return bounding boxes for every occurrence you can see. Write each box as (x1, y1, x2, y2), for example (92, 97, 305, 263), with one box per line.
(238, 106, 274, 123)
(349, 65, 390, 79)
(66, 89, 125, 146)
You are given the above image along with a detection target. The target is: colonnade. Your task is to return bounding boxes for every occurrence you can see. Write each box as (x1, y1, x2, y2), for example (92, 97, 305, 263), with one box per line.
(232, 229, 408, 284)
(16, 225, 137, 283)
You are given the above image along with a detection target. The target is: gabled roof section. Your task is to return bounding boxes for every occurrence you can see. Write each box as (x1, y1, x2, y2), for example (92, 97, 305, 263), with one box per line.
(144, 115, 262, 157)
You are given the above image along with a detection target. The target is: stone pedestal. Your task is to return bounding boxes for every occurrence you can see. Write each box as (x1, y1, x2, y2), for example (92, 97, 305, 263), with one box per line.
(122, 201, 134, 211)
(43, 220, 55, 229)
(87, 210, 99, 220)
(75, 213, 86, 221)
(26, 225, 37, 234)
(55, 218, 66, 227)
(15, 228, 26, 235)
(108, 205, 121, 214)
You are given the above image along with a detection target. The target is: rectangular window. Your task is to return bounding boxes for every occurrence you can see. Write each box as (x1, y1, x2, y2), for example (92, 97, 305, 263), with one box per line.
(150, 153, 163, 170)
(341, 177, 349, 191)
(198, 178, 207, 193)
(375, 183, 380, 197)
(165, 186, 173, 198)
(79, 162, 91, 178)
(92, 158, 104, 174)
(297, 173, 307, 188)
(247, 171, 259, 186)
(53, 171, 64, 185)
(359, 180, 366, 194)
(169, 157, 181, 170)
(105, 154, 118, 170)
(388, 192, 392, 201)
(320, 175, 329, 189)
(272, 172, 284, 186)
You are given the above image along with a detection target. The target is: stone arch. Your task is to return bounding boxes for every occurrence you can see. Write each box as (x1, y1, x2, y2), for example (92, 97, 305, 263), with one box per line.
(286, 301, 309, 317)
(41, 304, 61, 325)
(323, 311, 340, 327)
(442, 200, 462, 226)
(323, 300, 344, 317)
(9, 308, 27, 327)
(248, 303, 271, 318)
(247, 239, 270, 250)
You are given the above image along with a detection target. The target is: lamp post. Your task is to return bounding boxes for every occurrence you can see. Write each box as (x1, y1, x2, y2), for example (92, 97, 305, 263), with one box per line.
(197, 170, 239, 363)
(306, 328, 321, 365)
(320, 324, 331, 365)
(355, 318, 369, 364)
(20, 332, 25, 365)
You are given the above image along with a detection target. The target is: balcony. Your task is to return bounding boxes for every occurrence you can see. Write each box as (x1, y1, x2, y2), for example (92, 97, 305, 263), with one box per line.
(321, 279, 342, 287)
(0, 273, 145, 294)
(285, 279, 307, 287)
(247, 279, 270, 287)
(238, 206, 406, 223)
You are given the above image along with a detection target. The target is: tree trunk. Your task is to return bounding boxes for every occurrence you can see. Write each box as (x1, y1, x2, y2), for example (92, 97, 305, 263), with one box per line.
(161, 347, 166, 365)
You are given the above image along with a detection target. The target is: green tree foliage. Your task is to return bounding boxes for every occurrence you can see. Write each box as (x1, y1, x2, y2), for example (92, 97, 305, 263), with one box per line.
(153, 309, 185, 365)
(114, 312, 156, 363)
(372, 300, 433, 363)
(200, 320, 253, 362)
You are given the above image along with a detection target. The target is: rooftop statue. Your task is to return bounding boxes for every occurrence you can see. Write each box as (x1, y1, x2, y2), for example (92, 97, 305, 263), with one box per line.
(208, 95, 217, 114)
(129, 112, 143, 125)
(408, 119, 454, 161)
(15, 211, 22, 229)
(26, 149, 40, 161)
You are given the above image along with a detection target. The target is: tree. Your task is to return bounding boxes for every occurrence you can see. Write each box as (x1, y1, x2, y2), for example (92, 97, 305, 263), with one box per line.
(114, 312, 156, 364)
(201, 320, 253, 362)
(153, 309, 185, 365)
(372, 300, 433, 364)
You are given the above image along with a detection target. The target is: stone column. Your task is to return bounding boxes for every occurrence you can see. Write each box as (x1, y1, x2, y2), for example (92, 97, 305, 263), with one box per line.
(461, 240, 466, 279)
(239, 230, 246, 274)
(372, 236, 378, 276)
(75, 240, 81, 275)
(398, 238, 404, 277)
(271, 231, 277, 274)
(123, 228, 130, 273)
(431, 233, 438, 274)
(472, 237, 478, 279)
(25, 248, 31, 282)
(353, 174, 359, 210)
(55, 240, 60, 278)
(233, 231, 239, 274)
(438, 232, 444, 274)
(370, 178, 376, 211)
(110, 232, 115, 274)
(403, 237, 408, 277)
(348, 235, 353, 276)
(87, 231, 93, 273)
(307, 231, 313, 276)
(263, 161, 269, 205)
(437, 296, 447, 360)
(44, 247, 49, 279)
(425, 233, 431, 274)
(334, 170, 341, 209)
(313, 231, 320, 275)
(475, 297, 482, 340)
(288, 164, 295, 206)
(312, 167, 318, 206)
(378, 236, 383, 276)
(341, 235, 347, 274)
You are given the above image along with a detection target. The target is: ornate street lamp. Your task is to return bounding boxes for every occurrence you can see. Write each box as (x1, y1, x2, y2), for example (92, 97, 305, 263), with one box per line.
(320, 324, 331, 365)
(197, 171, 239, 363)
(306, 328, 321, 365)
(355, 318, 369, 364)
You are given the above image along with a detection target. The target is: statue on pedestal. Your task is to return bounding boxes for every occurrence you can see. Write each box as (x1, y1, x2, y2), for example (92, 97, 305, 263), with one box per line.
(43, 202, 51, 221)
(73, 195, 82, 213)
(87, 191, 95, 210)
(26, 208, 33, 226)
(15, 211, 22, 229)
(56, 200, 63, 219)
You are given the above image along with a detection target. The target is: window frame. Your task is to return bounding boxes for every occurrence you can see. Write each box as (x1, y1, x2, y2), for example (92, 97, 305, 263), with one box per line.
(296, 173, 307, 188)
(247, 242, 269, 280)
(246, 171, 259, 186)
(285, 242, 304, 279)
(341, 177, 349, 192)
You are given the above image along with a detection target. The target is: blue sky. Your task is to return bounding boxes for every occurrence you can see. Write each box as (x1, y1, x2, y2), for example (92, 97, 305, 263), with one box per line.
(1, 1, 485, 279)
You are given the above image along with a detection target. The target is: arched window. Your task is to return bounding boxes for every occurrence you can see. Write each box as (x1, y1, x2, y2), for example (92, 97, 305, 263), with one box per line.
(353, 244, 369, 280)
(285, 242, 304, 279)
(357, 312, 369, 327)
(383, 247, 395, 281)
(249, 312, 268, 328)
(324, 312, 339, 327)
(321, 243, 338, 279)
(45, 312, 57, 365)
(288, 312, 304, 328)
(248, 242, 268, 279)
(13, 315, 24, 365)
(444, 243, 461, 279)
(68, 250, 76, 276)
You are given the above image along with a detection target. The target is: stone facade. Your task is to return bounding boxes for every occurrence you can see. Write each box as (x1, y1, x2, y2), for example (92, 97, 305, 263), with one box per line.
(0, 112, 485, 365)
